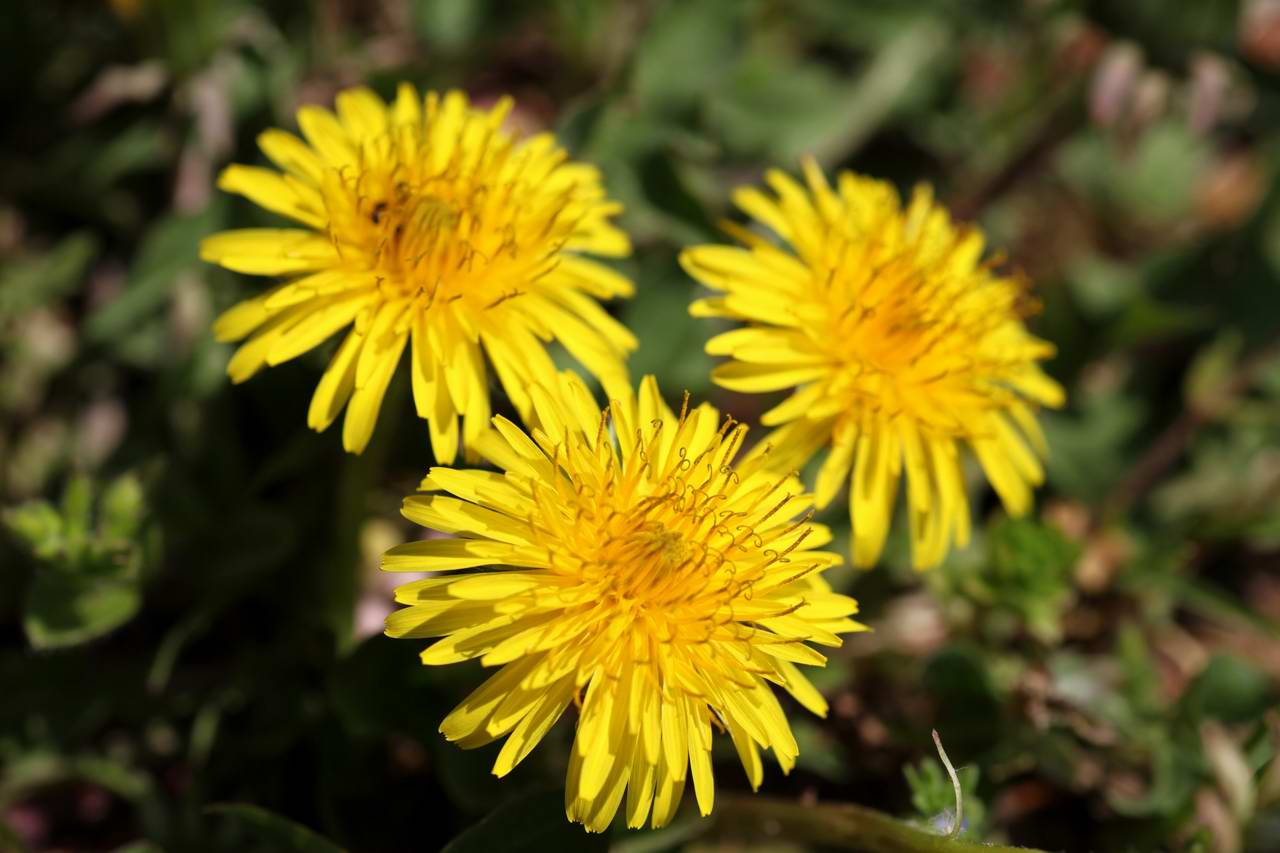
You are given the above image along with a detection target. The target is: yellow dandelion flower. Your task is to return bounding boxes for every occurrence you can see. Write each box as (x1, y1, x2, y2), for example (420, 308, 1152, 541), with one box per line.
(383, 372, 864, 832)
(200, 85, 635, 458)
(681, 159, 1064, 570)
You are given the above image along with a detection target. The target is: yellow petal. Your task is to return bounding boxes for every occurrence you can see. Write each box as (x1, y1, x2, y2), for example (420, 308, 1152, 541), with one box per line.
(200, 228, 337, 276)
(216, 165, 325, 228)
(257, 129, 324, 183)
(334, 86, 388, 142)
(711, 361, 828, 393)
(492, 677, 576, 777)
(296, 105, 355, 170)
(342, 331, 406, 454)
(307, 329, 362, 432)
(382, 537, 544, 571)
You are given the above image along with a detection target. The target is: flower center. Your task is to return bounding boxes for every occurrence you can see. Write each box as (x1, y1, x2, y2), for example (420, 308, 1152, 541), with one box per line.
(537, 409, 806, 639)
(817, 252, 1020, 429)
(357, 179, 500, 301)
(585, 511, 703, 605)
(368, 189, 464, 284)
(580, 482, 767, 617)
(322, 160, 562, 313)
(611, 524, 694, 597)
(633, 525, 690, 567)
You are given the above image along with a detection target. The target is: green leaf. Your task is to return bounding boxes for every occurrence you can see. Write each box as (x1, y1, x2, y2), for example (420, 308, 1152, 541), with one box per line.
(708, 53, 847, 161)
(60, 474, 95, 545)
(72, 755, 153, 801)
(575, 102, 707, 244)
(1153, 422, 1280, 544)
(0, 750, 152, 805)
(1117, 122, 1212, 223)
(1041, 389, 1145, 502)
(710, 17, 947, 163)
(804, 16, 948, 161)
(930, 517, 1078, 643)
(636, 153, 717, 239)
(2, 500, 64, 559)
(987, 518, 1078, 641)
(1261, 193, 1280, 277)
(10, 469, 153, 648)
(786, 0, 943, 48)
(1116, 625, 1164, 718)
(84, 207, 221, 347)
(1183, 330, 1244, 413)
(1108, 739, 1200, 817)
(99, 473, 146, 542)
(713, 795, 1046, 852)
(441, 788, 609, 853)
(792, 718, 850, 782)
(549, 0, 613, 62)
(1066, 253, 1142, 317)
(1060, 123, 1210, 226)
(206, 803, 346, 853)
(923, 647, 1003, 756)
(0, 232, 98, 319)
(1107, 294, 1208, 348)
(1180, 654, 1273, 724)
(23, 569, 141, 649)
(610, 818, 709, 853)
(632, 0, 742, 111)
(413, 0, 484, 50)
(623, 262, 715, 397)
(905, 758, 986, 839)
(989, 517, 1077, 581)
(80, 120, 169, 190)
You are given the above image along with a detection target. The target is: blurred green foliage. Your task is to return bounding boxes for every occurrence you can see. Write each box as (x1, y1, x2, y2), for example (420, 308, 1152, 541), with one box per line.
(3, 0, 1280, 851)
(5, 473, 154, 649)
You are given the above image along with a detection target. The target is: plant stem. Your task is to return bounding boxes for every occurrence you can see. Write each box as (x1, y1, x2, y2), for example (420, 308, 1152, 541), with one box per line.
(325, 376, 407, 654)
(712, 796, 1050, 853)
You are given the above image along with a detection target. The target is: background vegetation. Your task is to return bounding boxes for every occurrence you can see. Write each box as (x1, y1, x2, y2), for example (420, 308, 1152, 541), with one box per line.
(3, 1, 1280, 851)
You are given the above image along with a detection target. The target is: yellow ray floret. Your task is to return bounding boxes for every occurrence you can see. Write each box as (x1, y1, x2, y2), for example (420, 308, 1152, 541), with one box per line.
(384, 372, 864, 832)
(681, 159, 1064, 570)
(201, 85, 636, 458)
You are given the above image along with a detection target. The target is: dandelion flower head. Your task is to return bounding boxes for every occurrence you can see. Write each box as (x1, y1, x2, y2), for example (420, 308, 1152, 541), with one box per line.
(681, 159, 1064, 570)
(383, 372, 864, 831)
(201, 85, 635, 458)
